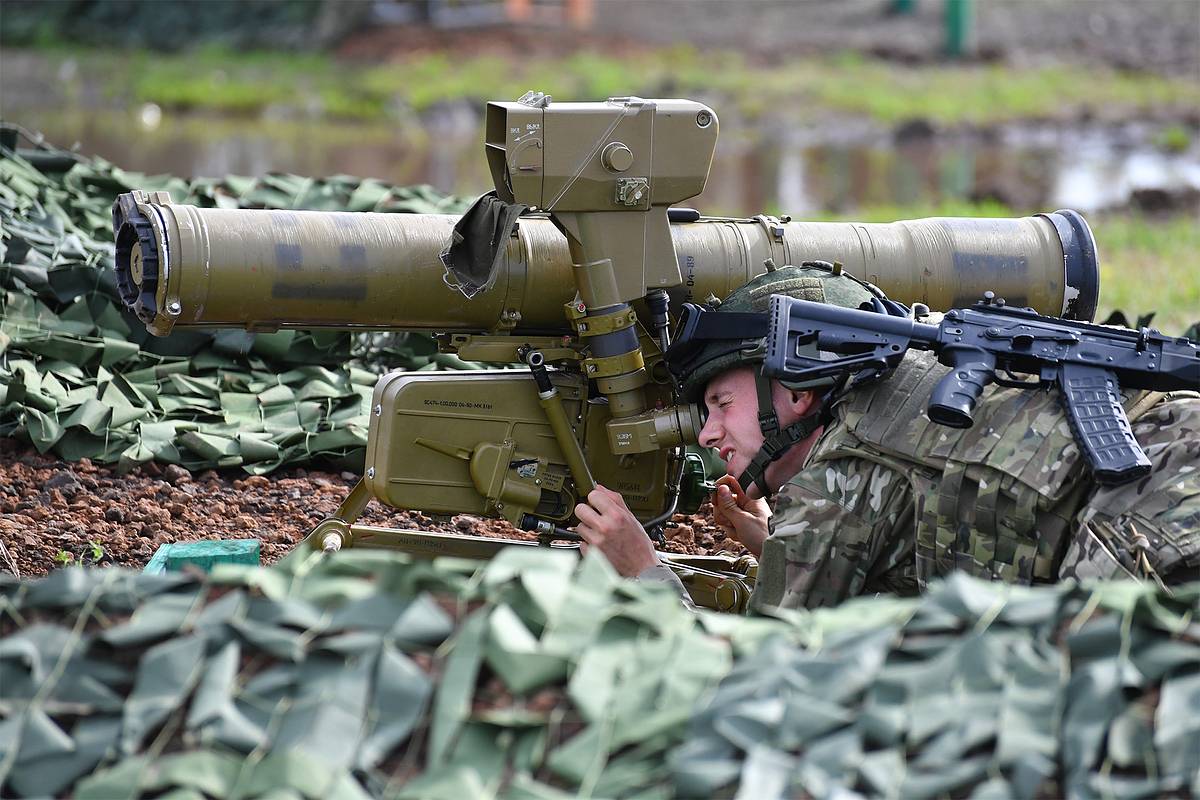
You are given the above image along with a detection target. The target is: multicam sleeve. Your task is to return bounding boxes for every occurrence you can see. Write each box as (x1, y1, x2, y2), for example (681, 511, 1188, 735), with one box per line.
(1058, 395, 1200, 586)
(748, 456, 913, 612)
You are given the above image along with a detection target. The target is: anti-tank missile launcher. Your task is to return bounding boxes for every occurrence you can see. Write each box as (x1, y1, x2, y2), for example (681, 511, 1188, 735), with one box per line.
(112, 95, 1101, 611)
(112, 196, 1098, 334)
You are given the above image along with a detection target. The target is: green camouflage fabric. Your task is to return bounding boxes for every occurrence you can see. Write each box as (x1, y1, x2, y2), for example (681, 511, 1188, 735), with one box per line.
(0, 549, 775, 799)
(677, 574, 1200, 799)
(751, 349, 1200, 612)
(3, 550, 1197, 798)
(0, 129, 471, 473)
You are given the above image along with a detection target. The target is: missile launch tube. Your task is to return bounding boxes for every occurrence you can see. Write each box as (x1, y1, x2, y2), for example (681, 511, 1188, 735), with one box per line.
(112, 191, 1099, 337)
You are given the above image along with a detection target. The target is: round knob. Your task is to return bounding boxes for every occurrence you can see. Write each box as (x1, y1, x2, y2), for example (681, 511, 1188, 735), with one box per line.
(602, 142, 634, 172)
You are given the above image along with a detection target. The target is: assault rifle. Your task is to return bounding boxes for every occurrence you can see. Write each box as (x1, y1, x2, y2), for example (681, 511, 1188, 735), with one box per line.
(765, 292, 1200, 485)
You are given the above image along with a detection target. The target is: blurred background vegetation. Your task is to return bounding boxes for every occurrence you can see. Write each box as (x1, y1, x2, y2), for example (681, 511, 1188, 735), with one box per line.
(1, 0, 1197, 331)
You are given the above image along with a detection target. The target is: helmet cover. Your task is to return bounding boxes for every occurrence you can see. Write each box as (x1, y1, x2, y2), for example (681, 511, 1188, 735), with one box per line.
(673, 264, 878, 402)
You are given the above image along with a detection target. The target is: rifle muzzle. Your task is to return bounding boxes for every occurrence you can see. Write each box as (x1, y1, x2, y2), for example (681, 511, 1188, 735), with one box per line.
(112, 190, 1099, 336)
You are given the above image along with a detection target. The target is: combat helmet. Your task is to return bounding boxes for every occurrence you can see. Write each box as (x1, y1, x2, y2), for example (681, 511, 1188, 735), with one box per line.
(665, 261, 888, 496)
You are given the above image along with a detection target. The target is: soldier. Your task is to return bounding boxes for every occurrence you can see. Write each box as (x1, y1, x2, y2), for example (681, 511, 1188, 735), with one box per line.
(573, 265, 1200, 612)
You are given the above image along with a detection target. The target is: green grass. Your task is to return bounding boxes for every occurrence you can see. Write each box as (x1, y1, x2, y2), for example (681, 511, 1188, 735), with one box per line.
(32, 44, 1200, 126)
(818, 202, 1199, 335)
(1088, 213, 1200, 335)
(1154, 124, 1193, 153)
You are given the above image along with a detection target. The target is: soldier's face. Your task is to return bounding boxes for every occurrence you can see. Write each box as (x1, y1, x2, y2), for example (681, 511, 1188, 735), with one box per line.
(697, 366, 819, 495)
(698, 366, 774, 478)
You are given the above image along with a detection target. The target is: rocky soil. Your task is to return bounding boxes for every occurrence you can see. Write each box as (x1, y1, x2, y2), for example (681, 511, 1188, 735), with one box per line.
(0, 438, 743, 578)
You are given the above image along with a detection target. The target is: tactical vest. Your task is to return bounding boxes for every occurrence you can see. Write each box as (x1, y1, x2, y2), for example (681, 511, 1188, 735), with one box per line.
(803, 349, 1164, 586)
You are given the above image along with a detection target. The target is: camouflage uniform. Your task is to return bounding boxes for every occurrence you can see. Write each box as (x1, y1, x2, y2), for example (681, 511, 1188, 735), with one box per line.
(750, 349, 1200, 612)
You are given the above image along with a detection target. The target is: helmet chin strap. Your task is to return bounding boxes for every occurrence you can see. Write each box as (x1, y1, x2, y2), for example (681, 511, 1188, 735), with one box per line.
(736, 372, 825, 498)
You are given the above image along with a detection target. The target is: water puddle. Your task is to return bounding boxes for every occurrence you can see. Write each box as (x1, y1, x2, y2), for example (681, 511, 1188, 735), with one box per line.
(9, 106, 1198, 216)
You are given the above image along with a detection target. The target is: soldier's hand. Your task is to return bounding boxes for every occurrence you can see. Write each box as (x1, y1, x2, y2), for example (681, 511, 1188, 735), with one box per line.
(573, 485, 659, 578)
(712, 475, 771, 558)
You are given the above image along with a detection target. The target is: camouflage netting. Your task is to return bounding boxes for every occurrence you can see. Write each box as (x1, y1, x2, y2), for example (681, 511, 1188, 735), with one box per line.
(1, 551, 1197, 799)
(677, 581, 1200, 799)
(0, 130, 471, 473)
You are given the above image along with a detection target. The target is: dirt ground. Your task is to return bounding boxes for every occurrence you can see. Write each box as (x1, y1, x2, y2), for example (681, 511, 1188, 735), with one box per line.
(0, 438, 743, 578)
